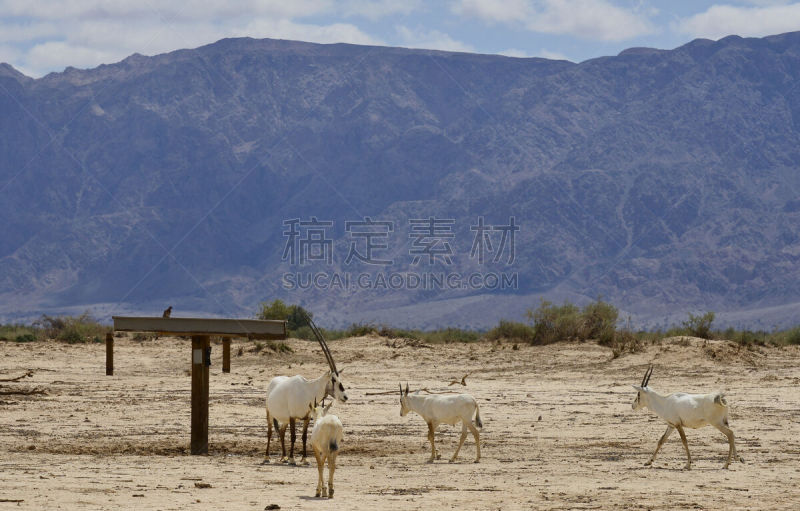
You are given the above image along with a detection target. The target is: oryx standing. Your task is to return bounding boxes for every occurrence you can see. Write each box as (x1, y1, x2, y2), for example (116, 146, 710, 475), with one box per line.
(266, 316, 348, 464)
(632, 365, 744, 469)
(399, 383, 482, 463)
(308, 399, 343, 498)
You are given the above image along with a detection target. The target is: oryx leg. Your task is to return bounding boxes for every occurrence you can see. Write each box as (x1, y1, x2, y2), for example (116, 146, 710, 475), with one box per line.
(646, 425, 674, 466)
(676, 425, 691, 470)
(278, 423, 288, 463)
(313, 448, 324, 498)
(450, 421, 469, 463)
(288, 417, 297, 465)
(265, 411, 272, 461)
(327, 451, 337, 498)
(426, 421, 437, 463)
(713, 422, 743, 468)
(467, 420, 481, 463)
(301, 417, 310, 465)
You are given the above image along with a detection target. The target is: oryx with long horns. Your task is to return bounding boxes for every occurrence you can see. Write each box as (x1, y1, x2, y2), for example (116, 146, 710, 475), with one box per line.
(265, 313, 348, 464)
(631, 365, 744, 469)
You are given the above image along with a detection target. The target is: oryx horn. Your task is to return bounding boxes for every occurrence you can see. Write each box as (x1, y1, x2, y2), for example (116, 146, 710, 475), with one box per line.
(301, 309, 339, 375)
(641, 364, 654, 387)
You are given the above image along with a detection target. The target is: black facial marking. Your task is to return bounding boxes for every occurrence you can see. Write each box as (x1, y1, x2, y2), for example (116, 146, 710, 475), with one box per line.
(338, 383, 344, 391)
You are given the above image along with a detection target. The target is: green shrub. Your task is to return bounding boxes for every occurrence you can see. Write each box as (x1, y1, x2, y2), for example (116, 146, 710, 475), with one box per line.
(15, 333, 36, 343)
(581, 299, 619, 345)
(608, 329, 644, 359)
(526, 299, 584, 344)
(35, 312, 109, 343)
(486, 320, 536, 343)
(1, 324, 38, 342)
(423, 328, 481, 343)
(784, 327, 800, 345)
(256, 299, 313, 331)
(376, 326, 421, 340)
(682, 311, 715, 339)
(267, 341, 294, 353)
(291, 326, 313, 340)
(345, 323, 377, 337)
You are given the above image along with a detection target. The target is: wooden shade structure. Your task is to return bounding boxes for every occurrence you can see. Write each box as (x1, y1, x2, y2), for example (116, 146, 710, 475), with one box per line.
(110, 316, 287, 454)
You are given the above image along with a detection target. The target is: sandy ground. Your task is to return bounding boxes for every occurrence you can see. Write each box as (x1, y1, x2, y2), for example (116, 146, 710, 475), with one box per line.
(1, 334, 800, 510)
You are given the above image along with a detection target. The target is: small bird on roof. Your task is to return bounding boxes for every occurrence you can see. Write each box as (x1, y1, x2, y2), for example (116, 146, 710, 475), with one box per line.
(448, 373, 470, 386)
(162, 306, 172, 318)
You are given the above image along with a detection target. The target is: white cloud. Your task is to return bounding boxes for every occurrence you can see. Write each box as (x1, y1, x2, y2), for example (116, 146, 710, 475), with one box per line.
(497, 48, 532, 57)
(0, 0, 334, 21)
(25, 41, 123, 74)
(396, 26, 475, 53)
(676, 3, 800, 40)
(452, 0, 532, 23)
(452, 0, 654, 41)
(0, 0, 390, 77)
(537, 49, 571, 60)
(0, 21, 61, 43)
(340, 0, 423, 20)
(236, 19, 383, 46)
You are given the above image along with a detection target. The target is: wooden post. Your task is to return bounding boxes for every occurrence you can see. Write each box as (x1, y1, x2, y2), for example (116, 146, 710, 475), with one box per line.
(191, 335, 210, 455)
(222, 337, 231, 373)
(105, 332, 114, 376)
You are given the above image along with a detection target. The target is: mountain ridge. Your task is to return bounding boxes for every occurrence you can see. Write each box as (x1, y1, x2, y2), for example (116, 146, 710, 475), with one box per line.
(2, 32, 800, 329)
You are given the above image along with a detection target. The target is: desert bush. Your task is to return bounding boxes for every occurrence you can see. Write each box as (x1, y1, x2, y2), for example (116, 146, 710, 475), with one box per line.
(423, 328, 481, 343)
(607, 329, 644, 359)
(770, 326, 800, 345)
(682, 311, 715, 339)
(784, 327, 800, 345)
(526, 299, 583, 344)
(376, 325, 421, 340)
(290, 325, 315, 340)
(486, 320, 536, 343)
(35, 313, 109, 343)
(256, 299, 313, 331)
(345, 323, 377, 337)
(1, 324, 39, 342)
(525, 298, 618, 345)
(581, 299, 619, 345)
(266, 341, 294, 353)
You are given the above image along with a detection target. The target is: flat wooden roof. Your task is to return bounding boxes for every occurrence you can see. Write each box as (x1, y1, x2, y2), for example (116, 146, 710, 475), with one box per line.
(112, 316, 287, 340)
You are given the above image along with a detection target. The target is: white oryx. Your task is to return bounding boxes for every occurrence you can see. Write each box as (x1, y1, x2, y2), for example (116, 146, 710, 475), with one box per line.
(632, 365, 744, 470)
(265, 317, 348, 464)
(266, 370, 347, 463)
(399, 383, 482, 463)
(308, 400, 343, 499)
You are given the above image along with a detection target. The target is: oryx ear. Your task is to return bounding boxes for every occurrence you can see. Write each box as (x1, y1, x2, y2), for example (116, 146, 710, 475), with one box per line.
(404, 383, 409, 396)
(632, 385, 642, 391)
(324, 401, 333, 412)
(399, 383, 403, 396)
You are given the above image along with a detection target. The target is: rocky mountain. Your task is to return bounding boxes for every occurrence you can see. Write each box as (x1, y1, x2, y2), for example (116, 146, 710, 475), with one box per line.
(2, 33, 800, 329)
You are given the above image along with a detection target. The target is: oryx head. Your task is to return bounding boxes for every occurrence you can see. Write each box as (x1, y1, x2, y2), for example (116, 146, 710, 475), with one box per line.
(399, 383, 411, 416)
(308, 398, 334, 420)
(631, 364, 653, 410)
(326, 369, 349, 403)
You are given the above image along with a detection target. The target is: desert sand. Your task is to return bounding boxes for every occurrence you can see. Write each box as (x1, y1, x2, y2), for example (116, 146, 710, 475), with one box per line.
(2, 335, 799, 510)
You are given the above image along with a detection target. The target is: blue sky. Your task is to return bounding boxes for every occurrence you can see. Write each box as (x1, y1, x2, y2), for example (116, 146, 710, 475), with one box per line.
(2, 1, 800, 77)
